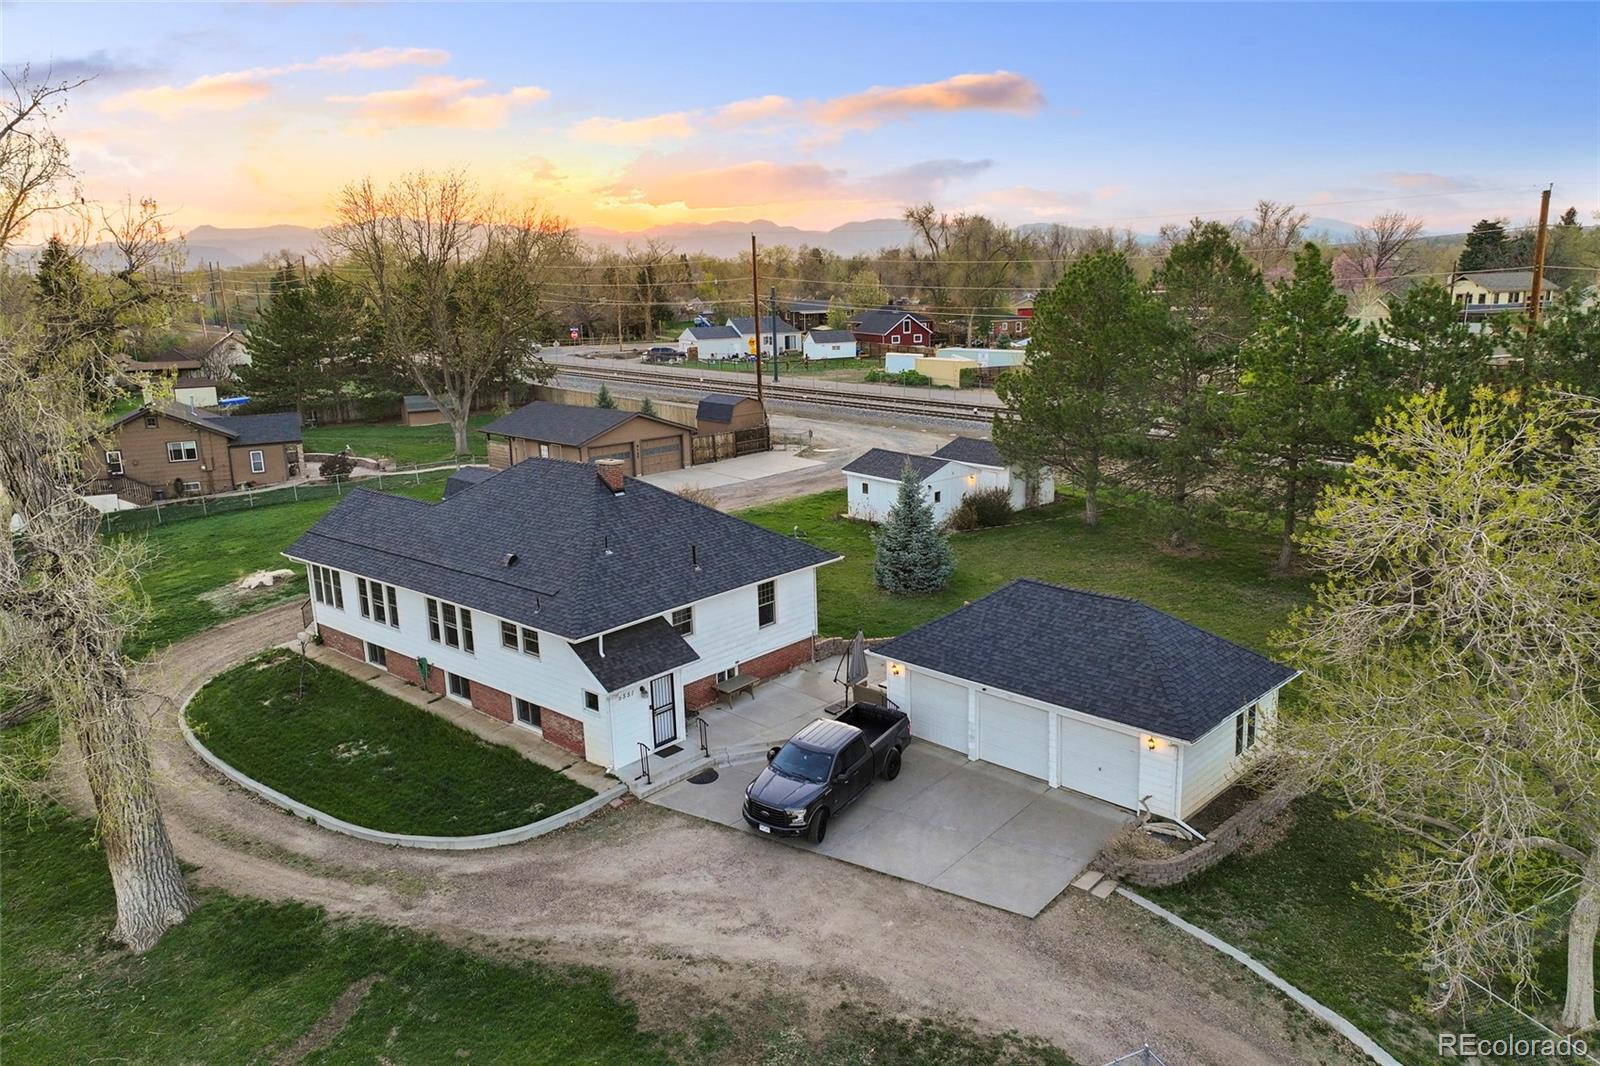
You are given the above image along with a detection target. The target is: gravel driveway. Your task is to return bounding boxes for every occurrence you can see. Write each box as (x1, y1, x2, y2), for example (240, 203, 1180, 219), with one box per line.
(53, 603, 1365, 1066)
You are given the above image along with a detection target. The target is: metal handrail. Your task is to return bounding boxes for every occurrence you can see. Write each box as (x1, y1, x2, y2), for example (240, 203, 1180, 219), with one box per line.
(299, 598, 314, 629)
(635, 742, 651, 785)
(696, 716, 709, 757)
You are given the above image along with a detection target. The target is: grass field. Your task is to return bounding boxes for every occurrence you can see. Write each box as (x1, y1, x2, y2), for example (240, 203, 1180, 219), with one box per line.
(186, 649, 596, 835)
(678, 357, 877, 382)
(740, 489, 1308, 651)
(117, 480, 445, 659)
(302, 411, 501, 466)
(0, 800, 1080, 1065)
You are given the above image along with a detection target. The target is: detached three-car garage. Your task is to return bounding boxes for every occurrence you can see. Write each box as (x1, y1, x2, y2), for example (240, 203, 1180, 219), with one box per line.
(874, 580, 1297, 821)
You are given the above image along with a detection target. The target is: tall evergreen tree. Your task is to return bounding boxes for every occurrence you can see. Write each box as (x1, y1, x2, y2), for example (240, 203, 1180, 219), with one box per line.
(1531, 285, 1600, 394)
(1370, 280, 1493, 407)
(594, 384, 617, 409)
(239, 267, 378, 417)
(872, 462, 955, 594)
(1457, 219, 1511, 271)
(1233, 243, 1373, 571)
(993, 251, 1163, 526)
(1134, 221, 1262, 543)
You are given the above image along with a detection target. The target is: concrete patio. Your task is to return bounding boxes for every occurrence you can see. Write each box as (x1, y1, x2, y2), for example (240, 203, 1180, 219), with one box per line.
(640, 450, 822, 493)
(650, 741, 1132, 917)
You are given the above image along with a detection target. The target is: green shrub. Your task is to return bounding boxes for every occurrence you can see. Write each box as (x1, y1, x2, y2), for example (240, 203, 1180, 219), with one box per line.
(947, 487, 1014, 531)
(864, 368, 932, 386)
(319, 451, 357, 479)
(958, 367, 978, 389)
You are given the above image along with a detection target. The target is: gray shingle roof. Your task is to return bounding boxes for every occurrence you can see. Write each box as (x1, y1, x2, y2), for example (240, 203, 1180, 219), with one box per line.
(842, 448, 950, 481)
(481, 402, 637, 445)
(403, 394, 440, 413)
(728, 315, 799, 336)
(806, 329, 855, 344)
(696, 394, 746, 423)
(852, 309, 931, 337)
(226, 412, 302, 445)
(784, 298, 831, 314)
(573, 616, 699, 690)
(443, 466, 497, 499)
(285, 457, 839, 639)
(1459, 269, 1559, 294)
(932, 436, 1003, 467)
(873, 579, 1297, 742)
(684, 324, 740, 341)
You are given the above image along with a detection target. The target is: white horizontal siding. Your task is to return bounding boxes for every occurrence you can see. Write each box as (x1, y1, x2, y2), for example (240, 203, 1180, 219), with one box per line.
(672, 568, 816, 681)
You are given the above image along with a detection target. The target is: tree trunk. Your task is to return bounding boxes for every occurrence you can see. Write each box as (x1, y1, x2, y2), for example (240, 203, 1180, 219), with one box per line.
(451, 415, 470, 458)
(1083, 454, 1100, 527)
(1561, 837, 1599, 1031)
(1276, 476, 1298, 571)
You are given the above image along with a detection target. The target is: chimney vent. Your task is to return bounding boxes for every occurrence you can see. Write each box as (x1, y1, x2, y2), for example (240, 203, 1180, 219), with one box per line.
(595, 458, 626, 494)
(691, 544, 700, 570)
(503, 552, 519, 567)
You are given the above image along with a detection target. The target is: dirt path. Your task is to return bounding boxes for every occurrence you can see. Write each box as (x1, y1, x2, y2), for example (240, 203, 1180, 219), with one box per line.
(66, 605, 1363, 1066)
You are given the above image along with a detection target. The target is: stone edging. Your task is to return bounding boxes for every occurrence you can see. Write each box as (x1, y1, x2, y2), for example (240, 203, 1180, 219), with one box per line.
(177, 691, 627, 851)
(1116, 887, 1404, 1066)
(1094, 780, 1303, 887)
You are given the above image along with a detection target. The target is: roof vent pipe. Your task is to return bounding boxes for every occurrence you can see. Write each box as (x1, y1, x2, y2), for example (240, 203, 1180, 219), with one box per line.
(691, 544, 700, 571)
(503, 552, 518, 567)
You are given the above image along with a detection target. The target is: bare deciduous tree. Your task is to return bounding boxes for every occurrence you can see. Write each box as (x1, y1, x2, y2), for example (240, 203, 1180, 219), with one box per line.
(1289, 389, 1600, 1031)
(1, 74, 196, 952)
(1239, 199, 1309, 279)
(1335, 211, 1426, 294)
(327, 171, 575, 455)
(0, 67, 85, 251)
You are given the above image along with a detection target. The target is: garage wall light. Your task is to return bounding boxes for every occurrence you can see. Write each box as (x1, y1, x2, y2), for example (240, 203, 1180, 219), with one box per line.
(888, 662, 903, 676)
(1146, 735, 1158, 750)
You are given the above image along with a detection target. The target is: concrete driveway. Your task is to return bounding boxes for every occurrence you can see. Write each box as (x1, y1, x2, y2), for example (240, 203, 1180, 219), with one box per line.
(640, 451, 822, 493)
(650, 742, 1131, 917)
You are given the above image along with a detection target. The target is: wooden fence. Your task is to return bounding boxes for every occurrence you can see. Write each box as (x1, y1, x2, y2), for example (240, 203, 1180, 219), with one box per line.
(530, 385, 697, 428)
(691, 425, 770, 465)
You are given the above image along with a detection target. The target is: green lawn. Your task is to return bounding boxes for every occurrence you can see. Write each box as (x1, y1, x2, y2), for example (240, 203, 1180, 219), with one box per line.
(741, 489, 1307, 651)
(186, 649, 595, 835)
(679, 357, 877, 382)
(302, 411, 501, 466)
(1144, 797, 1577, 1064)
(0, 800, 1080, 1064)
(118, 480, 447, 659)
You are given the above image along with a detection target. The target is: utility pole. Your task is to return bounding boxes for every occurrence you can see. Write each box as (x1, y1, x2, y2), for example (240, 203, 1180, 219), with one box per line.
(1526, 184, 1552, 337)
(751, 234, 764, 403)
(770, 286, 780, 383)
(300, 255, 309, 285)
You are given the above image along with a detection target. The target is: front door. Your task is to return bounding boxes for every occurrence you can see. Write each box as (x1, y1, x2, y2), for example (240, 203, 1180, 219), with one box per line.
(649, 675, 677, 747)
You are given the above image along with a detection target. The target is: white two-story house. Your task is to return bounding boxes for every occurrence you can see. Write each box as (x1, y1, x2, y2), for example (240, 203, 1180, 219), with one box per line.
(843, 437, 1055, 525)
(286, 458, 839, 773)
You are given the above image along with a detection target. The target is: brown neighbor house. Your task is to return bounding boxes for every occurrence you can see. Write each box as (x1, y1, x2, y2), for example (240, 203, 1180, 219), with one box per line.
(87, 401, 303, 505)
(481, 401, 691, 476)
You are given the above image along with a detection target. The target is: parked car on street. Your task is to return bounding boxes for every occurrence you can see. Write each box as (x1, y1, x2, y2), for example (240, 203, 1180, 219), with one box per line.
(743, 702, 909, 843)
(642, 346, 683, 363)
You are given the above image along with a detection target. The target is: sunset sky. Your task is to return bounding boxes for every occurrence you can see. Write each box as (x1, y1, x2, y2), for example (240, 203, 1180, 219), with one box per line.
(8, 1, 1597, 239)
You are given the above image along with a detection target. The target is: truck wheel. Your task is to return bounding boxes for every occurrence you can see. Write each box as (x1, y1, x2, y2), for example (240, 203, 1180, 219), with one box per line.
(808, 809, 829, 844)
(882, 747, 902, 781)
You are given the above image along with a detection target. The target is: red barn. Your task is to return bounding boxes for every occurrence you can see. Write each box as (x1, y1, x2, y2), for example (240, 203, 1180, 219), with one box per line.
(851, 309, 935, 352)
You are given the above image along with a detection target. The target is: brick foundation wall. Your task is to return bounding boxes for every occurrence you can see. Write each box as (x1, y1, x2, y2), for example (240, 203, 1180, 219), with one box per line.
(684, 635, 814, 711)
(542, 708, 586, 757)
(318, 624, 365, 662)
(469, 679, 513, 724)
(388, 650, 420, 686)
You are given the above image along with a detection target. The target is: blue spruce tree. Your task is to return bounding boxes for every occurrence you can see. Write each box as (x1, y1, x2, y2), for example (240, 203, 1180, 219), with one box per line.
(873, 460, 955, 594)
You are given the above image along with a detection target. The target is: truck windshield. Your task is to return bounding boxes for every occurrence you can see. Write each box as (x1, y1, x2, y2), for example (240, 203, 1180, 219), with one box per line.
(770, 744, 832, 784)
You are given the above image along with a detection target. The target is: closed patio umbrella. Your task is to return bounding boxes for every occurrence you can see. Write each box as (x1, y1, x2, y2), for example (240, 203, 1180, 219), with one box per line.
(844, 629, 869, 686)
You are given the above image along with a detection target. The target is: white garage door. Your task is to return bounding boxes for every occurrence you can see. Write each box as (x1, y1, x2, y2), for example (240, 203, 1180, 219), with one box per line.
(907, 671, 969, 753)
(1057, 717, 1140, 809)
(976, 692, 1049, 779)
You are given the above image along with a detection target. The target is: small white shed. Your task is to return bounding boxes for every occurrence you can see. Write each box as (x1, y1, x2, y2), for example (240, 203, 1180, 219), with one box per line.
(803, 328, 858, 360)
(872, 580, 1297, 820)
(678, 324, 746, 361)
(842, 449, 969, 525)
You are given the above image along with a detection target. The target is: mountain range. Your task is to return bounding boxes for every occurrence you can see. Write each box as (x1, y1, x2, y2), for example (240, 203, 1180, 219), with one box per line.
(13, 216, 1374, 269)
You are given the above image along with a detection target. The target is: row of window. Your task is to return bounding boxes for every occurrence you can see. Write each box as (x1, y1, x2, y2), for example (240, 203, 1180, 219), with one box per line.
(357, 577, 399, 629)
(362, 638, 598, 735)
(102, 445, 265, 474)
(859, 482, 939, 504)
(427, 598, 475, 653)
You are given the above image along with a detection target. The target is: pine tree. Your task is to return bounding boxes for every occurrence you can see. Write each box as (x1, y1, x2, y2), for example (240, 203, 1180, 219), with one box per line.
(872, 461, 955, 594)
(595, 384, 617, 409)
(239, 267, 380, 417)
(639, 396, 657, 417)
(1457, 219, 1510, 271)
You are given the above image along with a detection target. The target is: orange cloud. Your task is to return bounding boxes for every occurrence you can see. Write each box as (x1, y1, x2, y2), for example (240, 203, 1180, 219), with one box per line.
(818, 71, 1045, 127)
(571, 111, 697, 145)
(330, 76, 549, 131)
(713, 94, 795, 126)
(606, 157, 990, 211)
(101, 46, 449, 118)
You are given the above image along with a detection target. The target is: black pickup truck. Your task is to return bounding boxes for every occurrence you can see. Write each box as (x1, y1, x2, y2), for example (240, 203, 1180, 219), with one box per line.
(742, 702, 910, 844)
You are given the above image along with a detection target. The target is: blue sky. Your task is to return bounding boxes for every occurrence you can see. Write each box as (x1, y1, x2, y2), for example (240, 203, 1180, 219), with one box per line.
(6, 1, 1596, 236)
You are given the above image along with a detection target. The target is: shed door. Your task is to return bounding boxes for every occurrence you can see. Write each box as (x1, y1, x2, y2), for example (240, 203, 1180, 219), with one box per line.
(639, 435, 684, 473)
(907, 671, 969, 753)
(976, 692, 1049, 780)
(589, 447, 634, 476)
(1056, 717, 1140, 808)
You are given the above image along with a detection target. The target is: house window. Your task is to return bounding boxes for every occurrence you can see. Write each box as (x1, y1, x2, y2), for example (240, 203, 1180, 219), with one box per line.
(1247, 704, 1258, 747)
(357, 578, 399, 628)
(1235, 708, 1260, 756)
(426, 598, 474, 652)
(514, 698, 542, 730)
(583, 690, 600, 714)
(104, 450, 124, 476)
(447, 672, 471, 702)
(912, 333, 924, 344)
(538, 443, 550, 458)
(501, 621, 540, 657)
(249, 449, 265, 474)
(670, 607, 693, 635)
(311, 565, 343, 609)
(182, 481, 202, 493)
(143, 415, 159, 428)
(861, 482, 869, 494)
(365, 642, 387, 668)
(166, 440, 198, 462)
(1235, 713, 1245, 755)
(933, 491, 941, 503)
(757, 580, 776, 627)
(716, 665, 740, 683)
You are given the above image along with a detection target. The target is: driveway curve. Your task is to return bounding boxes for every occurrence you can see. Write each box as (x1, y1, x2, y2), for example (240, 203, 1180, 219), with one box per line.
(65, 603, 1362, 1066)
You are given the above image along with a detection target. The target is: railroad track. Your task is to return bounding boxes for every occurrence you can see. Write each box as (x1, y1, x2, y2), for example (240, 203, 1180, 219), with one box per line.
(548, 361, 1000, 424)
